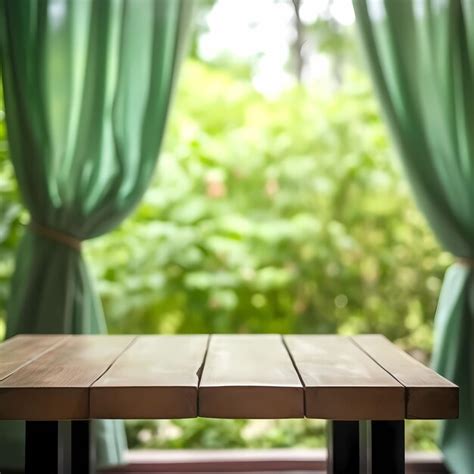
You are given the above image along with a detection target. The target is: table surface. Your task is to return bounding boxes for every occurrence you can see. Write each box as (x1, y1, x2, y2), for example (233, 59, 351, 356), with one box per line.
(0, 334, 458, 421)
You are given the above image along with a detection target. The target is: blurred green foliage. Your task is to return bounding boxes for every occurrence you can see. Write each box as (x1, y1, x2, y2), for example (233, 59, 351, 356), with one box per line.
(125, 418, 437, 452)
(0, 60, 448, 451)
(0, 85, 23, 339)
(86, 60, 450, 352)
(126, 419, 326, 450)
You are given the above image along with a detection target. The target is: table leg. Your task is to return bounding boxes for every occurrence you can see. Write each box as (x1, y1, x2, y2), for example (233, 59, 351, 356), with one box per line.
(327, 421, 360, 473)
(72, 420, 95, 474)
(359, 420, 370, 473)
(370, 420, 404, 474)
(25, 421, 59, 474)
(58, 421, 71, 473)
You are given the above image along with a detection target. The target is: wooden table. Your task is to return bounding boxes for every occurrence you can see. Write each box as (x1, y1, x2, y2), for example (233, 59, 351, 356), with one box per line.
(0, 334, 458, 474)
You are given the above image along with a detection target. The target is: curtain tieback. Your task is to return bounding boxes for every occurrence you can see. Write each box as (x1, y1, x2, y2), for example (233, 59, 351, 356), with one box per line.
(457, 257, 474, 267)
(29, 221, 82, 251)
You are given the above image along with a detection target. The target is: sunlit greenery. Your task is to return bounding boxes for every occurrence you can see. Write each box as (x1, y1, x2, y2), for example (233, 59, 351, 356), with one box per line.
(85, 60, 449, 352)
(125, 418, 438, 452)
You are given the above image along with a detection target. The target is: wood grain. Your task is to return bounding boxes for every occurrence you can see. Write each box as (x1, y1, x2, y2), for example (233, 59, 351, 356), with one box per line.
(352, 335, 458, 419)
(0, 335, 69, 381)
(284, 335, 405, 420)
(0, 334, 458, 422)
(199, 335, 304, 419)
(0, 335, 134, 420)
(91, 335, 209, 418)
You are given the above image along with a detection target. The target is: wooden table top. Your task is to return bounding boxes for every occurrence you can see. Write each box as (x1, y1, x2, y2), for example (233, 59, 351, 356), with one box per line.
(0, 334, 458, 421)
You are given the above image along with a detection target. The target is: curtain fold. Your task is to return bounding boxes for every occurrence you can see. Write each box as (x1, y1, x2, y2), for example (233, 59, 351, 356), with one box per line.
(0, 0, 192, 469)
(353, 1, 474, 472)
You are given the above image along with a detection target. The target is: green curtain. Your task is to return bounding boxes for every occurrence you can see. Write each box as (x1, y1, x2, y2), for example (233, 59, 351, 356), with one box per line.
(0, 0, 192, 469)
(353, 1, 474, 472)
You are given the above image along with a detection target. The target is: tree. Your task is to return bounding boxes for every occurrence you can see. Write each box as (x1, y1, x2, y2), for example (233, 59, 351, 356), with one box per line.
(291, 0, 305, 82)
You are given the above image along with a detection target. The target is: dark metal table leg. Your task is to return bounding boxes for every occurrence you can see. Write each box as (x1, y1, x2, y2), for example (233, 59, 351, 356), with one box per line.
(25, 421, 59, 474)
(58, 421, 72, 474)
(370, 420, 405, 474)
(72, 420, 94, 474)
(359, 420, 371, 473)
(327, 421, 360, 473)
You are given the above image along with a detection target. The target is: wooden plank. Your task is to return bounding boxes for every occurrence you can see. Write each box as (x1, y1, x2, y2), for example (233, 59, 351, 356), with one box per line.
(0, 335, 134, 420)
(91, 335, 209, 419)
(284, 335, 405, 420)
(199, 335, 304, 418)
(0, 335, 69, 381)
(352, 335, 458, 419)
